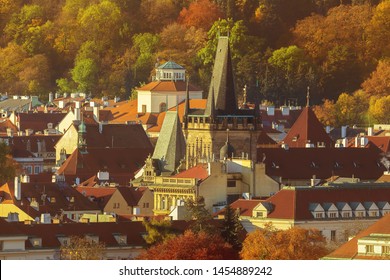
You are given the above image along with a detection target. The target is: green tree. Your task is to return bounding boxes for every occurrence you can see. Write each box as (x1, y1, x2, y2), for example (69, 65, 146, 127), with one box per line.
(142, 219, 177, 246)
(221, 205, 243, 251)
(60, 235, 105, 260)
(71, 58, 98, 92)
(185, 196, 214, 233)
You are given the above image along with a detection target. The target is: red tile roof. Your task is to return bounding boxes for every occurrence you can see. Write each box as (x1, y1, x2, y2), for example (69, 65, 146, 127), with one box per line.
(57, 146, 152, 185)
(221, 199, 262, 217)
(325, 214, 390, 259)
(0, 181, 99, 218)
(137, 81, 202, 92)
(265, 185, 390, 221)
(76, 185, 116, 210)
(116, 187, 148, 207)
(172, 164, 209, 180)
(10, 135, 61, 154)
(367, 136, 390, 153)
(0, 118, 18, 135)
(283, 107, 333, 148)
(257, 145, 385, 180)
(18, 112, 67, 132)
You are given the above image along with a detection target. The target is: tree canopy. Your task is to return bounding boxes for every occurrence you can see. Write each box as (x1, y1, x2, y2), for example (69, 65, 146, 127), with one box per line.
(0, 0, 388, 115)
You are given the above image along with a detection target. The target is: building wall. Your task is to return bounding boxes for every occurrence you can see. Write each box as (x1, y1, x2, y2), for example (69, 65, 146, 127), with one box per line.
(104, 192, 133, 216)
(57, 111, 75, 134)
(138, 90, 202, 114)
(137, 189, 154, 216)
(55, 125, 78, 162)
(185, 129, 261, 168)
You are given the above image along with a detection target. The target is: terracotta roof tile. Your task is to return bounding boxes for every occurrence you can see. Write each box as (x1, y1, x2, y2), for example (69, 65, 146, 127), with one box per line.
(137, 81, 202, 92)
(221, 199, 262, 217)
(257, 145, 385, 180)
(367, 136, 390, 153)
(283, 107, 333, 148)
(18, 112, 67, 132)
(266, 185, 390, 221)
(325, 214, 390, 259)
(172, 164, 209, 180)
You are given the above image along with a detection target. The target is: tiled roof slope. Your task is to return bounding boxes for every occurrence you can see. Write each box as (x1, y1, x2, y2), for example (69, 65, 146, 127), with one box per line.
(57, 147, 152, 185)
(81, 123, 153, 150)
(116, 187, 147, 207)
(0, 181, 99, 217)
(172, 164, 209, 180)
(283, 107, 333, 148)
(137, 81, 201, 92)
(325, 214, 390, 259)
(257, 145, 385, 180)
(18, 112, 66, 131)
(265, 185, 390, 220)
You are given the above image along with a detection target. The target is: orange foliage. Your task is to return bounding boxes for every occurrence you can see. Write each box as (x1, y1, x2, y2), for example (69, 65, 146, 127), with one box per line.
(178, 0, 223, 31)
(138, 230, 238, 260)
(240, 225, 328, 260)
(362, 59, 390, 98)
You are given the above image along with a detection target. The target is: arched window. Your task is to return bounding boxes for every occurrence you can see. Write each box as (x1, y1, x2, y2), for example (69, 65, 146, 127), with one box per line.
(160, 102, 167, 112)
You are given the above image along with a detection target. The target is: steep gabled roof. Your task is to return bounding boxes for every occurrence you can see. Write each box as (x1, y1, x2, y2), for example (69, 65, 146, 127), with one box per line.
(116, 187, 147, 207)
(152, 111, 186, 174)
(283, 107, 333, 148)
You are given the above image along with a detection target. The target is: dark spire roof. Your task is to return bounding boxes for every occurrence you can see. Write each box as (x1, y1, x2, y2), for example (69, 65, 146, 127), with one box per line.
(206, 36, 237, 115)
(152, 111, 186, 174)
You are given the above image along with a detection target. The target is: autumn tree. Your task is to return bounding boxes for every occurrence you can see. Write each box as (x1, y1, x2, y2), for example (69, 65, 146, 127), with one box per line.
(366, 0, 390, 58)
(0, 142, 18, 184)
(334, 91, 369, 126)
(138, 230, 238, 260)
(240, 224, 328, 260)
(313, 99, 337, 127)
(361, 59, 390, 98)
(178, 0, 223, 31)
(142, 219, 177, 246)
(60, 235, 105, 260)
(368, 95, 390, 124)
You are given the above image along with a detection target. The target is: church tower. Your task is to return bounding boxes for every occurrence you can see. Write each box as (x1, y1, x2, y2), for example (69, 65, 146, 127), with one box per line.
(184, 36, 263, 168)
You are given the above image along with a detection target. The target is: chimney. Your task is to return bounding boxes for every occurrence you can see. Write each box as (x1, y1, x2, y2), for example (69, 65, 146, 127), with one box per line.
(40, 213, 51, 224)
(341, 126, 347, 139)
(355, 136, 360, 147)
(326, 126, 331, 134)
(74, 101, 81, 121)
(22, 174, 30, 183)
(93, 106, 100, 122)
(55, 92, 59, 99)
(360, 136, 368, 147)
(6, 128, 13, 137)
(14, 176, 21, 200)
(48, 92, 53, 103)
(25, 129, 33, 136)
(368, 127, 373, 136)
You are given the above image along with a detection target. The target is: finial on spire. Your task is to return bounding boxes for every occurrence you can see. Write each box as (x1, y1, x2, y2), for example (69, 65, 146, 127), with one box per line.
(306, 86, 310, 107)
(243, 84, 247, 105)
(226, 128, 230, 143)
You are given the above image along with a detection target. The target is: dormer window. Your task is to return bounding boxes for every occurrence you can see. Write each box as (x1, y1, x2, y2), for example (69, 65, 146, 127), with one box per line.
(50, 197, 56, 203)
(29, 237, 42, 247)
(85, 235, 99, 244)
(113, 233, 127, 245)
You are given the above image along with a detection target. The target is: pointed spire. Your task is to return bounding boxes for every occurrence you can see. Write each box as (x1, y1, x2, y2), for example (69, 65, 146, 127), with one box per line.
(184, 77, 190, 115)
(306, 86, 310, 107)
(209, 86, 216, 122)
